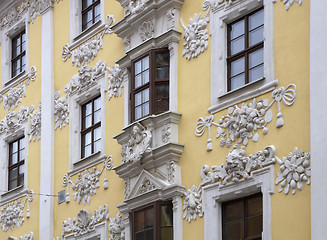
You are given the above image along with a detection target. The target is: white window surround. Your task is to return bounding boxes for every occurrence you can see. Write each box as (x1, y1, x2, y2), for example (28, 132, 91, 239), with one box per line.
(65, 221, 107, 240)
(67, 74, 107, 171)
(0, 14, 29, 88)
(0, 127, 29, 203)
(209, 0, 275, 114)
(202, 165, 274, 240)
(69, 0, 105, 44)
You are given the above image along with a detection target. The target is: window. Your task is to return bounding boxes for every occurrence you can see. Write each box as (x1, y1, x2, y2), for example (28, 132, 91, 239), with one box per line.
(131, 49, 169, 122)
(81, 96, 101, 158)
(11, 30, 26, 78)
(222, 193, 262, 240)
(227, 8, 264, 91)
(8, 137, 25, 191)
(132, 201, 173, 240)
(82, 0, 101, 31)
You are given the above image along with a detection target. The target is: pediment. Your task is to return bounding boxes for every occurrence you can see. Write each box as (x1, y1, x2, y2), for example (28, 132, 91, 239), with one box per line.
(127, 170, 169, 199)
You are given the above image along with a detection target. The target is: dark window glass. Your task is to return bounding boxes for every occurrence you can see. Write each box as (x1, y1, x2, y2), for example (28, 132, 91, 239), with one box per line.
(222, 193, 263, 240)
(82, 0, 101, 31)
(131, 49, 169, 122)
(133, 202, 173, 240)
(227, 8, 264, 91)
(81, 96, 101, 158)
(8, 137, 25, 190)
(11, 30, 26, 78)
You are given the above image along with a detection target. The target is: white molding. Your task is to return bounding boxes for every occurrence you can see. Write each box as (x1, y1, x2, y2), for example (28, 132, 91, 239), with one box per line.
(39, 7, 54, 240)
(202, 165, 274, 240)
(310, 1, 327, 238)
(209, 0, 275, 110)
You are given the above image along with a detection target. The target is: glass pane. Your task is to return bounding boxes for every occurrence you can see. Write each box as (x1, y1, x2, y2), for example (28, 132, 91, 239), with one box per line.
(142, 56, 149, 70)
(136, 232, 144, 240)
(249, 9, 264, 30)
(9, 179, 18, 190)
(94, 110, 101, 124)
(22, 33, 26, 44)
(22, 41, 26, 52)
(230, 74, 245, 91)
(230, 58, 245, 77)
(135, 60, 142, 75)
(156, 84, 169, 99)
(94, 139, 101, 153)
(143, 102, 149, 116)
(12, 61, 18, 76)
(19, 138, 25, 150)
(249, 48, 264, 68)
(85, 102, 92, 115)
(142, 70, 149, 84)
(19, 175, 24, 186)
(84, 132, 92, 145)
(143, 88, 149, 102)
(230, 36, 244, 55)
(230, 19, 244, 40)
(223, 200, 243, 222)
(161, 205, 173, 226)
(9, 167, 18, 180)
(12, 38, 18, 50)
(83, 0, 93, 9)
(135, 92, 142, 106)
(94, 4, 101, 20)
(135, 74, 142, 88)
(94, 97, 101, 111)
(12, 141, 18, 153)
(15, 45, 21, 57)
(19, 149, 25, 161)
(135, 211, 144, 231)
(224, 221, 243, 240)
(22, 55, 26, 71)
(145, 208, 154, 229)
(249, 64, 264, 82)
(11, 153, 18, 165)
(84, 115, 92, 128)
(156, 52, 169, 66)
(249, 26, 264, 46)
(246, 216, 262, 238)
(161, 227, 173, 240)
(145, 229, 154, 240)
(135, 106, 142, 120)
(156, 66, 169, 80)
(84, 144, 91, 157)
(94, 127, 101, 141)
(19, 164, 24, 174)
(246, 195, 263, 217)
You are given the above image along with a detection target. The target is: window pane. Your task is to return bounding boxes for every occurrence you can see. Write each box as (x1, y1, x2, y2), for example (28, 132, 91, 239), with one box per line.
(143, 102, 149, 116)
(22, 55, 26, 71)
(84, 132, 92, 145)
(22, 41, 26, 52)
(9, 179, 18, 190)
(12, 61, 19, 77)
(135, 211, 144, 232)
(161, 227, 173, 240)
(135, 106, 142, 120)
(156, 52, 169, 66)
(19, 149, 25, 161)
(94, 4, 101, 20)
(161, 205, 173, 226)
(94, 97, 101, 111)
(249, 9, 264, 30)
(249, 26, 264, 46)
(84, 144, 92, 157)
(224, 221, 243, 240)
(230, 58, 245, 77)
(156, 66, 169, 80)
(246, 216, 262, 238)
(11, 153, 18, 165)
(15, 45, 21, 57)
(143, 88, 149, 103)
(230, 73, 245, 90)
(135, 60, 142, 74)
(18, 175, 24, 187)
(12, 141, 18, 153)
(145, 208, 154, 229)
(135, 92, 142, 106)
(223, 200, 243, 222)
(230, 19, 244, 40)
(249, 64, 264, 82)
(94, 110, 101, 124)
(135, 74, 142, 88)
(85, 102, 92, 115)
(142, 56, 149, 70)
(83, 0, 93, 9)
(84, 115, 92, 128)
(22, 33, 26, 45)
(249, 48, 264, 68)
(145, 229, 154, 240)
(230, 36, 244, 55)
(142, 70, 149, 84)
(246, 195, 263, 217)
(94, 139, 101, 153)
(19, 138, 25, 149)
(9, 167, 18, 180)
(19, 164, 24, 174)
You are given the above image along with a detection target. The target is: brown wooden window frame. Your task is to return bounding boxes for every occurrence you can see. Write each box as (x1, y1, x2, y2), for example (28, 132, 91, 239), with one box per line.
(82, 0, 101, 31)
(81, 95, 101, 159)
(8, 136, 25, 191)
(132, 201, 173, 240)
(227, 7, 264, 92)
(222, 193, 263, 240)
(131, 48, 170, 122)
(11, 30, 26, 78)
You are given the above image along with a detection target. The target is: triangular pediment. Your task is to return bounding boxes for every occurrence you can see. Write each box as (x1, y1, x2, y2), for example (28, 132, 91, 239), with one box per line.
(128, 170, 169, 199)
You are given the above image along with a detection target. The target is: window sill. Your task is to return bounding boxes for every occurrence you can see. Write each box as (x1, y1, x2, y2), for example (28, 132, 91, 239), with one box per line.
(208, 78, 279, 114)
(69, 151, 107, 176)
(0, 185, 27, 204)
(1, 70, 27, 92)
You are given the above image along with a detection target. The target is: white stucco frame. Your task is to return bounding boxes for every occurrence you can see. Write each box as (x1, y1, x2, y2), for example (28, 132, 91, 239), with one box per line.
(209, 0, 275, 114)
(202, 165, 274, 240)
(67, 74, 107, 171)
(65, 222, 107, 240)
(0, 12, 30, 88)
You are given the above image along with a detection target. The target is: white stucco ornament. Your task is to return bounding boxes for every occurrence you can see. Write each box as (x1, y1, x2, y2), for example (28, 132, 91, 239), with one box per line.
(8, 232, 33, 240)
(62, 156, 113, 205)
(275, 148, 311, 195)
(54, 91, 69, 130)
(272, 0, 302, 11)
(196, 84, 296, 151)
(62, 15, 115, 66)
(28, 102, 41, 142)
(109, 212, 125, 240)
(61, 205, 109, 237)
(139, 21, 154, 41)
(121, 123, 152, 163)
(202, 0, 239, 12)
(0, 190, 34, 232)
(183, 185, 203, 223)
(108, 64, 126, 100)
(180, 12, 209, 60)
(126, 0, 151, 15)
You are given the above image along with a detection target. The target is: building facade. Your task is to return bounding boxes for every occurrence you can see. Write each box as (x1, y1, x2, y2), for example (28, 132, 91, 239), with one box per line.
(0, 0, 324, 239)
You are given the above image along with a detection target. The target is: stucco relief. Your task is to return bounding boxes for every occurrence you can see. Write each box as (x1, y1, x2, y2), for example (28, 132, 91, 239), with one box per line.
(28, 102, 41, 142)
(8, 232, 33, 240)
(195, 84, 296, 151)
(0, 189, 34, 232)
(161, 123, 171, 143)
(108, 212, 125, 240)
(62, 156, 113, 205)
(62, 15, 115, 66)
(121, 123, 152, 163)
(108, 64, 126, 100)
(54, 91, 69, 130)
(139, 21, 154, 41)
(272, 0, 302, 10)
(275, 148, 311, 195)
(183, 185, 203, 223)
(126, 0, 151, 15)
(137, 178, 156, 195)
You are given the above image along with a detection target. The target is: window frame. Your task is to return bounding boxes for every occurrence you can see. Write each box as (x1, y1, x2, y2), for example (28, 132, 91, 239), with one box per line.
(8, 136, 25, 191)
(81, 0, 101, 32)
(131, 48, 170, 122)
(226, 8, 264, 92)
(132, 201, 173, 240)
(11, 30, 27, 79)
